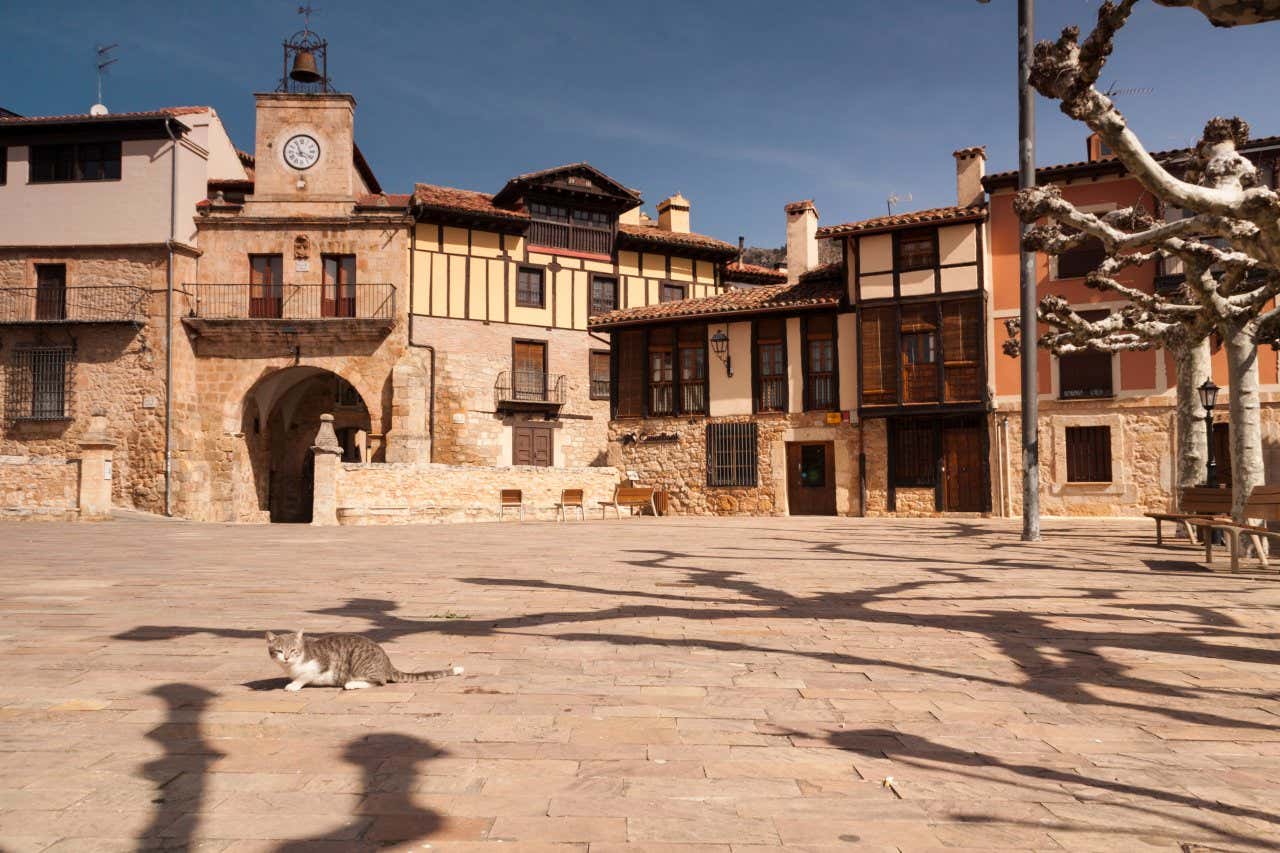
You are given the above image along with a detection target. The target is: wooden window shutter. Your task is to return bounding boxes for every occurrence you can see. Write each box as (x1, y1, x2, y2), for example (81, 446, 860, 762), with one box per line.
(860, 307, 897, 405)
(942, 300, 981, 402)
(615, 330, 646, 418)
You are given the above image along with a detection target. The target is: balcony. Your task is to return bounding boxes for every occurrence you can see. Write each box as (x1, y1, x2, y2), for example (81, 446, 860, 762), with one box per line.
(182, 283, 396, 342)
(528, 220, 613, 257)
(0, 285, 148, 325)
(494, 370, 566, 413)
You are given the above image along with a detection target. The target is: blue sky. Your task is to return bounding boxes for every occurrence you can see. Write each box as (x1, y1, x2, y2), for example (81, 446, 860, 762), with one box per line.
(4, 1, 1277, 246)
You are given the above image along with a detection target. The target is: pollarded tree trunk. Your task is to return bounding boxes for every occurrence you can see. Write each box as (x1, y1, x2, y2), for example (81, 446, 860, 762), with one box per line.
(1174, 338, 1212, 494)
(1224, 324, 1265, 519)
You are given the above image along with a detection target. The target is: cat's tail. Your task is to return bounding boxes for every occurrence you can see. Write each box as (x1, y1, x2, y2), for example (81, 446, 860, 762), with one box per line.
(390, 664, 464, 683)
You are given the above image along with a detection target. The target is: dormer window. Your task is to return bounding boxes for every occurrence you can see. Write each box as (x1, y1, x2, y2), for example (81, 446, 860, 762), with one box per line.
(528, 200, 613, 256)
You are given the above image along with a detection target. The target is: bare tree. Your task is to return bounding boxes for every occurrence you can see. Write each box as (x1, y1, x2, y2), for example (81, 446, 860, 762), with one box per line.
(1011, 0, 1280, 519)
(1154, 0, 1280, 27)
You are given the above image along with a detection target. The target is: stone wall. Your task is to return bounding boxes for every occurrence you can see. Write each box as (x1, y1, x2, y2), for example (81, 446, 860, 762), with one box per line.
(0, 247, 170, 514)
(411, 315, 611, 468)
(332, 460, 621, 524)
(0, 455, 79, 520)
(609, 412, 860, 516)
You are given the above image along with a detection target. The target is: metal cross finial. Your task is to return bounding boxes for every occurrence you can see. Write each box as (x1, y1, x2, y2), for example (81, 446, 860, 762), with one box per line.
(298, 4, 318, 32)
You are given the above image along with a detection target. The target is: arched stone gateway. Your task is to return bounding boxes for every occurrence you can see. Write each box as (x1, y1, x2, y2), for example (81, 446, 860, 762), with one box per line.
(239, 366, 371, 522)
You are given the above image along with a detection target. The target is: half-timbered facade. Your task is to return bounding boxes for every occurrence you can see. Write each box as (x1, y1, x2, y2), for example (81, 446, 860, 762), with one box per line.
(409, 168, 738, 469)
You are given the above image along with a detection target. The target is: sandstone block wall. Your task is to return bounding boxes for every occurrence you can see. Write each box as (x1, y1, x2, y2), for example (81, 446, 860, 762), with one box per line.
(412, 315, 611, 468)
(610, 412, 860, 516)
(333, 460, 621, 524)
(0, 455, 78, 520)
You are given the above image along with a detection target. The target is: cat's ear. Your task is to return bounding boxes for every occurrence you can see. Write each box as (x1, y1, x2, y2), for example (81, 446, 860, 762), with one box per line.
(295, 630, 304, 642)
(265, 631, 276, 642)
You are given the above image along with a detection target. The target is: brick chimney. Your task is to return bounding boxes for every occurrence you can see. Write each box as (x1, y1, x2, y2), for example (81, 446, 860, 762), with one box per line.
(952, 146, 987, 208)
(657, 193, 690, 233)
(785, 200, 818, 283)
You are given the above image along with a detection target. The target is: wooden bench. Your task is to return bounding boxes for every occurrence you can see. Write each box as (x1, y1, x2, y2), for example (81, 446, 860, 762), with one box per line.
(598, 486, 657, 519)
(554, 489, 585, 522)
(498, 489, 525, 522)
(1201, 485, 1280, 572)
(1145, 485, 1232, 545)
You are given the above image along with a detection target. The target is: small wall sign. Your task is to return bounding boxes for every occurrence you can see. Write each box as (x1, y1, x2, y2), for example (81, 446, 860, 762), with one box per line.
(103, 460, 113, 481)
(295, 259, 310, 272)
(825, 412, 842, 425)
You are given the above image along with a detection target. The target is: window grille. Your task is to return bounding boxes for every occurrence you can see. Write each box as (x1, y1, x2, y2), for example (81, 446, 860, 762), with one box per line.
(7, 347, 73, 421)
(706, 421, 758, 488)
(589, 351, 611, 400)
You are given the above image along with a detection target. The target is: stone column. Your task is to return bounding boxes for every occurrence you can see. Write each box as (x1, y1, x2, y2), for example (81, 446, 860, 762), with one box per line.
(311, 413, 343, 526)
(386, 358, 431, 463)
(77, 412, 117, 521)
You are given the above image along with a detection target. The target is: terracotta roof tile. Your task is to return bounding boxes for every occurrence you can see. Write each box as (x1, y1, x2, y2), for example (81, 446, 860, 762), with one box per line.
(0, 106, 209, 125)
(412, 183, 530, 223)
(817, 204, 987, 238)
(589, 278, 844, 329)
(616, 223, 737, 257)
(798, 261, 844, 282)
(725, 261, 787, 284)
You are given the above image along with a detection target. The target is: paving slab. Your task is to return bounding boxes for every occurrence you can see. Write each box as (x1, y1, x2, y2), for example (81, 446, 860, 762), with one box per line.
(0, 516, 1278, 850)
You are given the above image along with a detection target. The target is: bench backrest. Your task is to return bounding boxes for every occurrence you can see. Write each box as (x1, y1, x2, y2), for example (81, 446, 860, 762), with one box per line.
(500, 489, 522, 505)
(615, 486, 655, 504)
(1243, 484, 1280, 521)
(1181, 486, 1233, 515)
(560, 489, 584, 505)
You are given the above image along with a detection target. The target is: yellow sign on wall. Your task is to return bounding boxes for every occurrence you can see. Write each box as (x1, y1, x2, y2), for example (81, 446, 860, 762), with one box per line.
(825, 412, 843, 425)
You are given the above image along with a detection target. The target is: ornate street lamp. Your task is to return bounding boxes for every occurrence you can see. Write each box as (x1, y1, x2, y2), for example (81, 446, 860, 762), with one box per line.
(710, 329, 733, 377)
(1198, 378, 1220, 486)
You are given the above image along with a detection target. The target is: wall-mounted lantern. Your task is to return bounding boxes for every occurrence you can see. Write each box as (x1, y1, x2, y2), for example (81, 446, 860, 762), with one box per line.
(710, 328, 733, 377)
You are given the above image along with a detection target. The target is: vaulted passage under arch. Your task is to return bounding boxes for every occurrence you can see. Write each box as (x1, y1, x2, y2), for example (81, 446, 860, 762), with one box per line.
(240, 367, 370, 522)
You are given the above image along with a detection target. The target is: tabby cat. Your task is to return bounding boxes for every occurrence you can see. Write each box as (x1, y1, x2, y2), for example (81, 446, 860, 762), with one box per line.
(265, 630, 463, 691)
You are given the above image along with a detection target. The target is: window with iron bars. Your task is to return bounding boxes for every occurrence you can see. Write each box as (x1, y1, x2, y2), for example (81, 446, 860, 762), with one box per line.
(706, 421, 758, 488)
(7, 347, 73, 422)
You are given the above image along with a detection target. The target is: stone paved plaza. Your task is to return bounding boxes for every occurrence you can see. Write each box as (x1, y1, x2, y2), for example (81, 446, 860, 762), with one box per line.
(0, 516, 1278, 852)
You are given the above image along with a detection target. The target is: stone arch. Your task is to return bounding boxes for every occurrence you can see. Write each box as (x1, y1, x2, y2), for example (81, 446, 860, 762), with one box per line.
(237, 366, 372, 523)
(223, 363, 383, 438)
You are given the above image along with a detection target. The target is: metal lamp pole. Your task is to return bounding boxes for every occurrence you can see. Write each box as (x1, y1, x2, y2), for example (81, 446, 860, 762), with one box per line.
(1199, 379, 1219, 487)
(1017, 0, 1039, 540)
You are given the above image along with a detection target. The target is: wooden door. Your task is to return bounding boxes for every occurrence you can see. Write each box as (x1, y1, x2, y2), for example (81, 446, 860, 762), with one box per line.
(34, 264, 66, 321)
(786, 442, 836, 516)
(1212, 422, 1232, 487)
(513, 424, 553, 467)
(942, 427, 984, 512)
(513, 340, 547, 401)
(249, 255, 283, 318)
(322, 255, 356, 318)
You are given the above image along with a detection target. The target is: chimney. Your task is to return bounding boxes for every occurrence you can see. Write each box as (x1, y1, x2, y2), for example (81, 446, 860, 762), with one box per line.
(619, 204, 642, 226)
(657, 193, 690, 233)
(952, 146, 987, 208)
(785, 200, 818, 283)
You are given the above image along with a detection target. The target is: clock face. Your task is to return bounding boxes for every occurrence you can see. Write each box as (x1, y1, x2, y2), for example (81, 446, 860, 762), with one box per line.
(283, 134, 320, 170)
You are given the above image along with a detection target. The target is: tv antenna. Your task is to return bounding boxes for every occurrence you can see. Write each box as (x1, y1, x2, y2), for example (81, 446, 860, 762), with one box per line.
(886, 192, 912, 215)
(94, 43, 119, 112)
(1101, 81, 1153, 99)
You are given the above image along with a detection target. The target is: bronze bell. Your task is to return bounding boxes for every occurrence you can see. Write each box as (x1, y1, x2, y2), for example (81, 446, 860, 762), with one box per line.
(289, 49, 322, 84)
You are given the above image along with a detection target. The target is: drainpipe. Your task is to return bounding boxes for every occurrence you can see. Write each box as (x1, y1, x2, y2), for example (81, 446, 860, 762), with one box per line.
(163, 118, 179, 516)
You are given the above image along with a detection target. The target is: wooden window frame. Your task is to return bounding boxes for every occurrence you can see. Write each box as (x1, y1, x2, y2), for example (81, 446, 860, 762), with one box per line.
(1058, 310, 1114, 400)
(1065, 425, 1113, 483)
(894, 227, 938, 273)
(752, 317, 788, 414)
(248, 254, 284, 319)
(801, 313, 839, 412)
(677, 324, 709, 416)
(29, 141, 122, 183)
(589, 349, 611, 401)
(646, 327, 676, 417)
(660, 282, 687, 303)
(589, 275, 618, 317)
(515, 266, 546, 309)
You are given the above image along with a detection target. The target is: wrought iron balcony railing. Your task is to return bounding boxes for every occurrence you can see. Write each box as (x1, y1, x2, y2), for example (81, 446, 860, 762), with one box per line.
(185, 283, 396, 320)
(494, 369, 567, 409)
(0, 285, 148, 324)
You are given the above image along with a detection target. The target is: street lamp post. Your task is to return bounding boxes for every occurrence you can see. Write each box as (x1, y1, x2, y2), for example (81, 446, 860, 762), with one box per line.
(1017, 0, 1039, 540)
(1198, 379, 1220, 487)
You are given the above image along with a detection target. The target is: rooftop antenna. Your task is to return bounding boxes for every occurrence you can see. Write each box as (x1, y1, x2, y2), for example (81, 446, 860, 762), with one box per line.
(886, 192, 912, 216)
(92, 43, 118, 115)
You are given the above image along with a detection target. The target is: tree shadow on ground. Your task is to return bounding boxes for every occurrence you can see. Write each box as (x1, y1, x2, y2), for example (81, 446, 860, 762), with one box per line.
(810, 726, 1279, 849)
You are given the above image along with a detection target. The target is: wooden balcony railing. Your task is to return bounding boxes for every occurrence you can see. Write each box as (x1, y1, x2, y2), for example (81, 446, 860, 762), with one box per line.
(495, 370, 566, 410)
(185, 284, 396, 320)
(0, 285, 148, 324)
(528, 220, 613, 256)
